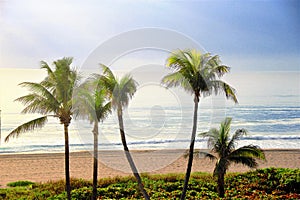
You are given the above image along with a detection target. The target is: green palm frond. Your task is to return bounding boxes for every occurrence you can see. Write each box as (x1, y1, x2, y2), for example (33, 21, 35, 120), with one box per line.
(100, 64, 116, 81)
(18, 82, 59, 105)
(40, 61, 56, 89)
(97, 102, 111, 122)
(99, 65, 138, 111)
(200, 128, 219, 149)
(73, 76, 106, 121)
(213, 65, 230, 78)
(73, 88, 98, 123)
(5, 116, 48, 142)
(16, 82, 60, 114)
(229, 145, 266, 160)
(40, 61, 53, 74)
(161, 71, 193, 94)
(183, 150, 217, 161)
(210, 80, 238, 103)
(228, 156, 258, 168)
(94, 87, 112, 122)
(166, 49, 194, 70)
(50, 57, 77, 105)
(219, 117, 231, 146)
(200, 152, 217, 161)
(116, 74, 138, 108)
(227, 128, 248, 150)
(17, 94, 58, 114)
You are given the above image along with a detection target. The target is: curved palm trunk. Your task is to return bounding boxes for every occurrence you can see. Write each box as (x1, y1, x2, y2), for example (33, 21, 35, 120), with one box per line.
(117, 107, 150, 200)
(92, 121, 99, 200)
(180, 95, 199, 200)
(217, 171, 225, 197)
(64, 123, 71, 200)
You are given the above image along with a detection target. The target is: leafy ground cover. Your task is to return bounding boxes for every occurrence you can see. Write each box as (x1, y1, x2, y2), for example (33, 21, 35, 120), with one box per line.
(0, 168, 299, 199)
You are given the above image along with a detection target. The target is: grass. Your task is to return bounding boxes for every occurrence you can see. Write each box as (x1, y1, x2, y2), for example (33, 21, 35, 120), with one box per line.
(0, 168, 299, 199)
(6, 180, 35, 187)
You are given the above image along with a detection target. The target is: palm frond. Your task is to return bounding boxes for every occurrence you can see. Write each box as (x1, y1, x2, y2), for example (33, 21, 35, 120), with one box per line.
(51, 57, 77, 107)
(97, 101, 112, 122)
(229, 145, 266, 160)
(15, 92, 59, 115)
(161, 71, 193, 94)
(227, 128, 248, 150)
(18, 82, 60, 107)
(73, 88, 97, 122)
(100, 64, 116, 81)
(5, 116, 48, 142)
(183, 149, 217, 162)
(214, 65, 230, 77)
(114, 74, 138, 109)
(200, 151, 217, 161)
(166, 49, 194, 70)
(200, 128, 220, 149)
(210, 80, 238, 103)
(40, 61, 56, 89)
(227, 156, 258, 168)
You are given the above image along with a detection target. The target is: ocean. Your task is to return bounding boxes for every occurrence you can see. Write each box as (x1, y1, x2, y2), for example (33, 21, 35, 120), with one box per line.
(0, 70, 299, 154)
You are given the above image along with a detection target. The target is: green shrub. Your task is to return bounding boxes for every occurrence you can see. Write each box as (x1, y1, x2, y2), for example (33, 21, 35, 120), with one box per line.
(71, 187, 92, 199)
(0, 168, 299, 199)
(7, 180, 35, 187)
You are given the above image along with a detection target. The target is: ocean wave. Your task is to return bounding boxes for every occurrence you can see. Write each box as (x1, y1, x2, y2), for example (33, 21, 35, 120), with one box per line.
(232, 118, 300, 126)
(1, 136, 300, 154)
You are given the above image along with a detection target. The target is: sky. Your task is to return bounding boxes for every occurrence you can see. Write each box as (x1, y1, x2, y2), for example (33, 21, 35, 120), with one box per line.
(0, 0, 299, 71)
(0, 0, 299, 150)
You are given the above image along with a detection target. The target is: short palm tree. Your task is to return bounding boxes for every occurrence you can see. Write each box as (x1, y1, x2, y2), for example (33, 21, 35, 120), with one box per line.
(73, 79, 111, 200)
(99, 64, 150, 200)
(162, 49, 238, 200)
(5, 57, 79, 200)
(199, 117, 266, 197)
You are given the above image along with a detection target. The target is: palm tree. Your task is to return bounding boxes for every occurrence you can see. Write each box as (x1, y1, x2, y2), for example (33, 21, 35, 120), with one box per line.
(162, 49, 238, 200)
(199, 117, 266, 197)
(73, 78, 111, 200)
(99, 64, 150, 200)
(5, 57, 79, 200)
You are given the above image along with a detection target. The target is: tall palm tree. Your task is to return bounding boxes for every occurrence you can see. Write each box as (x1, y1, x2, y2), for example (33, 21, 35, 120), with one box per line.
(5, 57, 79, 200)
(199, 117, 266, 197)
(99, 64, 150, 200)
(73, 79, 111, 200)
(162, 49, 238, 200)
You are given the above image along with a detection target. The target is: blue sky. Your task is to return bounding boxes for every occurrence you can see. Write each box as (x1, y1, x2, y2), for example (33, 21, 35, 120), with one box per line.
(0, 0, 299, 71)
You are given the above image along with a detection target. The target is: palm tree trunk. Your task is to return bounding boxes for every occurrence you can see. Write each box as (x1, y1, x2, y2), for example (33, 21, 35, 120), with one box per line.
(92, 121, 99, 200)
(64, 123, 71, 200)
(180, 95, 199, 200)
(217, 172, 225, 197)
(117, 107, 150, 200)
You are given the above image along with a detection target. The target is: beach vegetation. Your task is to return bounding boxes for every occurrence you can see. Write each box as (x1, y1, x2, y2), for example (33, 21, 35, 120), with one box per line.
(6, 180, 35, 187)
(4, 57, 80, 200)
(0, 168, 299, 199)
(198, 117, 266, 197)
(98, 64, 150, 199)
(162, 49, 238, 200)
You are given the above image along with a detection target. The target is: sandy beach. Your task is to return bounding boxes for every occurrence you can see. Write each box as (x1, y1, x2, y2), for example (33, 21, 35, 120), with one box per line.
(0, 149, 299, 187)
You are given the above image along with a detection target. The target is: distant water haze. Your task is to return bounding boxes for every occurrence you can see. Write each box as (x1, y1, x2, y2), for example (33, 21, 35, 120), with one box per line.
(0, 68, 299, 153)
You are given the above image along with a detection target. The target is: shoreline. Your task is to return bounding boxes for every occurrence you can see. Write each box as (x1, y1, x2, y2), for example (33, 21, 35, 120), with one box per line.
(0, 147, 299, 155)
(0, 149, 299, 187)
